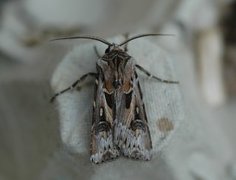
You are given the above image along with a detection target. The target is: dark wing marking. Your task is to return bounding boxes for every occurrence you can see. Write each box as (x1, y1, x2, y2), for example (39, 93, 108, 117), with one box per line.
(90, 76, 119, 164)
(125, 90, 133, 108)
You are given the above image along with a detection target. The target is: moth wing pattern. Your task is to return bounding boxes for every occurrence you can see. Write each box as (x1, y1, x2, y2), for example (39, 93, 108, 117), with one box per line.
(50, 34, 180, 164)
(114, 57, 152, 160)
(90, 72, 119, 164)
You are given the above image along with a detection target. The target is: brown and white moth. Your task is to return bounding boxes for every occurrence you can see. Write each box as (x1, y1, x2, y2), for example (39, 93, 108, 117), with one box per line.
(50, 34, 178, 164)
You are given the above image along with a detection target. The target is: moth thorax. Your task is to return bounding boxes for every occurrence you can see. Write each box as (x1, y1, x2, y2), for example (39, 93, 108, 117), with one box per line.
(112, 79, 121, 89)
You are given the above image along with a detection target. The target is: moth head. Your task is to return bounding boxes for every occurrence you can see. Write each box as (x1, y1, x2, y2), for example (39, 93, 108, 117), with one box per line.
(105, 43, 123, 54)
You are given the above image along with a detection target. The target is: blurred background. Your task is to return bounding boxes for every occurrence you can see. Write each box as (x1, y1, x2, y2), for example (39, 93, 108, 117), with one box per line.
(0, 0, 236, 179)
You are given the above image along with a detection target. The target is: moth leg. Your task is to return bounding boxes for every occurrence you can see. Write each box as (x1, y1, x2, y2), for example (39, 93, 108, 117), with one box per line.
(50, 72, 97, 102)
(93, 46, 102, 58)
(135, 64, 179, 84)
(123, 33, 129, 52)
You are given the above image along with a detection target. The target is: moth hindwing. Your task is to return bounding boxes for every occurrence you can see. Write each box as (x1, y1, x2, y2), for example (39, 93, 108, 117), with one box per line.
(50, 34, 179, 164)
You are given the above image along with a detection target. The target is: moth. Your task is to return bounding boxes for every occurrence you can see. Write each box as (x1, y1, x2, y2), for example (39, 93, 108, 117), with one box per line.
(50, 34, 178, 164)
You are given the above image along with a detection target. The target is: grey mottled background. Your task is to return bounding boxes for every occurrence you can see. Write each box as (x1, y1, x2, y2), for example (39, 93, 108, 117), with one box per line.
(0, 0, 236, 180)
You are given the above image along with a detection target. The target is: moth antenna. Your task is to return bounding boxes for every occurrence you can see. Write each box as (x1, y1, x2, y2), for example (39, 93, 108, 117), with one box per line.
(119, 33, 175, 46)
(50, 35, 112, 46)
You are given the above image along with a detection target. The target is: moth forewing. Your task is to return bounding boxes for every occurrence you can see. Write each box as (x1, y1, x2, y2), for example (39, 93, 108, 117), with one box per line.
(90, 63, 119, 164)
(113, 57, 152, 160)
